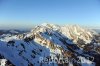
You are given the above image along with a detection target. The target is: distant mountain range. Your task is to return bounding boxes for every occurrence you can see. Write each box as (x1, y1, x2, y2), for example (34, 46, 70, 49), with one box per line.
(93, 29, 100, 33)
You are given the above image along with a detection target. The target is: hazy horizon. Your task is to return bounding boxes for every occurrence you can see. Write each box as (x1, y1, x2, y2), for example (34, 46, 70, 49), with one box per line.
(0, 22, 99, 30)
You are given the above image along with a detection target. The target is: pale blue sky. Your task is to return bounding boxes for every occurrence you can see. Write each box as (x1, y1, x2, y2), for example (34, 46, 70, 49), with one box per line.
(0, 0, 100, 29)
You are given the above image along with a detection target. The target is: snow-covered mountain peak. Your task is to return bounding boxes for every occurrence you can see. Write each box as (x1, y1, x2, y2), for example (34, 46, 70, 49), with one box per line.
(33, 23, 93, 43)
(41, 23, 60, 30)
(61, 24, 93, 43)
(41, 23, 55, 27)
(0, 23, 99, 66)
(41, 23, 50, 26)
